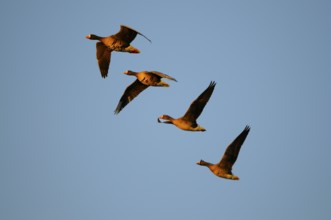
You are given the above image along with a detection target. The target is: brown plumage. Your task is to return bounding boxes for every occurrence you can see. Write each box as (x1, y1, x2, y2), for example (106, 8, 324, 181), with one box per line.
(157, 81, 216, 131)
(86, 25, 151, 78)
(196, 126, 251, 180)
(114, 70, 177, 114)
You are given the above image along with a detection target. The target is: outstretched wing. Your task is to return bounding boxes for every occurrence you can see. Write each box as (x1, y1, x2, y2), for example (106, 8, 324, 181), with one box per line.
(150, 71, 177, 82)
(96, 42, 111, 78)
(114, 80, 149, 114)
(182, 81, 216, 122)
(218, 126, 251, 172)
(114, 25, 152, 43)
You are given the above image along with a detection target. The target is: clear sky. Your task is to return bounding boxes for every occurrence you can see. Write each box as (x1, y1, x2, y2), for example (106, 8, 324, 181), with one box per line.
(1, 0, 331, 219)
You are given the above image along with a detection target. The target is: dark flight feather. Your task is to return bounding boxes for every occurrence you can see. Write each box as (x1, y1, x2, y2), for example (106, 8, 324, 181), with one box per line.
(114, 80, 149, 114)
(218, 126, 251, 173)
(114, 25, 152, 43)
(96, 42, 111, 78)
(182, 81, 216, 122)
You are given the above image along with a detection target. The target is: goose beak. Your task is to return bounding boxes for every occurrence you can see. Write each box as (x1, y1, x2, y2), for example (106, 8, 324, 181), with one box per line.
(85, 35, 90, 39)
(157, 118, 161, 123)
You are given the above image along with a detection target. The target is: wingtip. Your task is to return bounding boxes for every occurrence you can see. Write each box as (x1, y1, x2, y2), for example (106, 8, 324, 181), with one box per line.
(210, 81, 217, 87)
(114, 104, 122, 115)
(100, 70, 108, 78)
(245, 125, 251, 131)
(137, 32, 152, 43)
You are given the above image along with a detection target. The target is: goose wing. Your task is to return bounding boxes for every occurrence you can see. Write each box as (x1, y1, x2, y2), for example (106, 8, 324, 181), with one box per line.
(114, 25, 152, 43)
(218, 126, 251, 172)
(96, 42, 111, 78)
(182, 81, 216, 122)
(150, 71, 177, 82)
(114, 80, 149, 114)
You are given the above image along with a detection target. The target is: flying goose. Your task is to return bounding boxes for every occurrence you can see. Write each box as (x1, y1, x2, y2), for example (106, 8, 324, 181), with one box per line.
(115, 70, 177, 114)
(196, 125, 251, 180)
(86, 25, 151, 78)
(157, 81, 216, 131)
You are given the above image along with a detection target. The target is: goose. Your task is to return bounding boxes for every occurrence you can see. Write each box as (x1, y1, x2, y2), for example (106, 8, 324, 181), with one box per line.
(86, 25, 151, 78)
(196, 125, 251, 180)
(157, 81, 216, 131)
(115, 70, 177, 114)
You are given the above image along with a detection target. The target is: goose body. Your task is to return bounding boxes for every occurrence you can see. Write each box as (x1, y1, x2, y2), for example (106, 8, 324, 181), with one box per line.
(197, 126, 251, 180)
(157, 81, 216, 131)
(86, 25, 151, 78)
(114, 70, 177, 114)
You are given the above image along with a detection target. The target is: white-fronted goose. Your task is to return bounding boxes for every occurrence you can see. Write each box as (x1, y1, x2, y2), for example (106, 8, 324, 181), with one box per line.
(86, 25, 151, 78)
(157, 81, 216, 131)
(114, 70, 177, 114)
(196, 126, 251, 180)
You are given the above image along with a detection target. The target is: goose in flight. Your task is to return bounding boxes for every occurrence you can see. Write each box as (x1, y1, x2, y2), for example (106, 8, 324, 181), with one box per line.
(196, 125, 251, 180)
(115, 70, 177, 114)
(157, 81, 216, 131)
(86, 25, 151, 78)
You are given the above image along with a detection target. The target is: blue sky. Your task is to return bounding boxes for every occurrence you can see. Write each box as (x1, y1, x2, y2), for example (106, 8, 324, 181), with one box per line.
(1, 0, 331, 219)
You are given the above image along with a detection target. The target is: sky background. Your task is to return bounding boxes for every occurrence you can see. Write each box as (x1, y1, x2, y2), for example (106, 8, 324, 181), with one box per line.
(1, 0, 331, 219)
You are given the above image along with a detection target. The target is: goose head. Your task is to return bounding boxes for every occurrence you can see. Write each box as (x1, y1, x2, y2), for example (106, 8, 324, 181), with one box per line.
(85, 34, 102, 40)
(196, 160, 208, 166)
(124, 70, 136, 76)
(157, 114, 174, 124)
